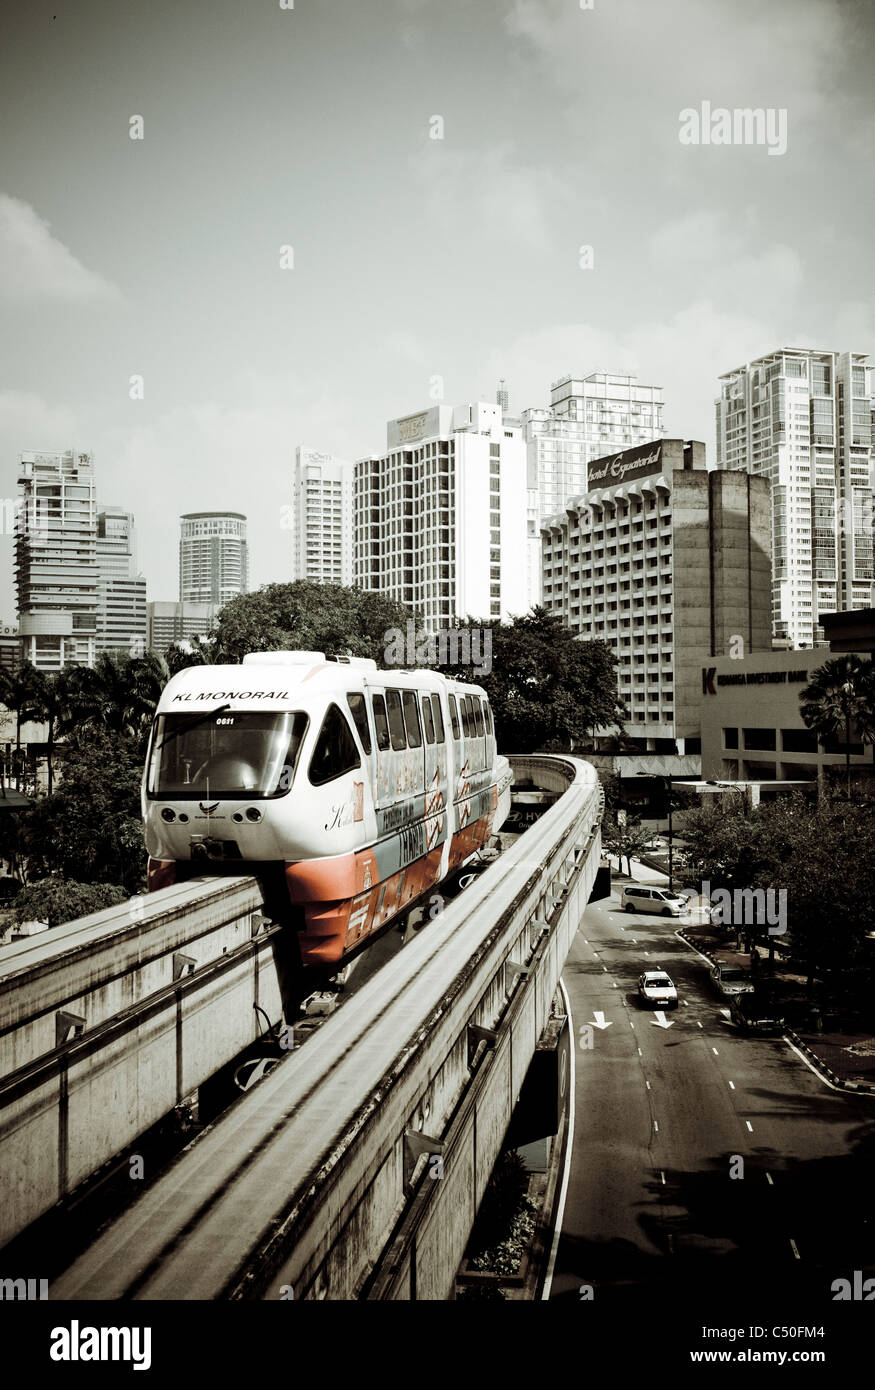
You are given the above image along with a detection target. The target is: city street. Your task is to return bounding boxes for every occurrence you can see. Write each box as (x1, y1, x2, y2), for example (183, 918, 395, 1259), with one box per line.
(548, 882, 875, 1308)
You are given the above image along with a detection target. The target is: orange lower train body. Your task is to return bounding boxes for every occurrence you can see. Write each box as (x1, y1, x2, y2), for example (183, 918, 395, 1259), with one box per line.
(147, 807, 496, 969)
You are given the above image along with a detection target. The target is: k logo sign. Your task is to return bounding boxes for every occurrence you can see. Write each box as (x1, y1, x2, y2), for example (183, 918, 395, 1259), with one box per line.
(702, 667, 717, 695)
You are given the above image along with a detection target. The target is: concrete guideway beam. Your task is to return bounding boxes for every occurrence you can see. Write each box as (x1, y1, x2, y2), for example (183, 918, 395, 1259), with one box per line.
(51, 755, 603, 1302)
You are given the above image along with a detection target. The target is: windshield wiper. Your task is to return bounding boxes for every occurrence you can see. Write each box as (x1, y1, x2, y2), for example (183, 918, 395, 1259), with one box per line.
(154, 704, 232, 751)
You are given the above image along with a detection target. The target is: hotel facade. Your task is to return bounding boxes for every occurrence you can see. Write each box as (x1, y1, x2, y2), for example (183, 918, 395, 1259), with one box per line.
(354, 401, 533, 630)
(541, 438, 772, 753)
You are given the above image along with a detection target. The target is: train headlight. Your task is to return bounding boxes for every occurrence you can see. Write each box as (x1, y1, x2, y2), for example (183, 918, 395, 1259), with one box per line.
(178, 813, 189, 823)
(245, 807, 262, 823)
(232, 812, 244, 823)
(161, 808, 176, 822)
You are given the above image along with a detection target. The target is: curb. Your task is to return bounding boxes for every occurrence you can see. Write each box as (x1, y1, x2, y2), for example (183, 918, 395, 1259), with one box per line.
(675, 931, 875, 1097)
(782, 1027, 875, 1096)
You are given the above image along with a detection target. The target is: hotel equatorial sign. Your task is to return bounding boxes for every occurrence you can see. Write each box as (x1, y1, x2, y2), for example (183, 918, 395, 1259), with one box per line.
(587, 440, 663, 489)
(702, 666, 809, 694)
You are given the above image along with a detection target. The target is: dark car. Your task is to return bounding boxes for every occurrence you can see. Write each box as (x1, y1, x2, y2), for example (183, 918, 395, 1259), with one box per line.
(710, 963, 755, 998)
(729, 993, 785, 1035)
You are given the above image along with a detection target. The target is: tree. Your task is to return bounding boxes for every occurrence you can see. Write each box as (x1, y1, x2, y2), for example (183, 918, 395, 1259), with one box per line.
(601, 811, 654, 876)
(64, 650, 168, 754)
(799, 655, 875, 800)
(211, 582, 414, 665)
(424, 609, 625, 753)
(679, 793, 875, 990)
(0, 664, 41, 790)
(22, 727, 146, 892)
(165, 635, 215, 675)
(14, 878, 127, 930)
(21, 667, 75, 795)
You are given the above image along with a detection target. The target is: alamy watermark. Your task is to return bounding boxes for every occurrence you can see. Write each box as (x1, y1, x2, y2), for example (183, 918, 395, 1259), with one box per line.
(691, 880, 787, 935)
(383, 620, 492, 677)
(679, 103, 788, 157)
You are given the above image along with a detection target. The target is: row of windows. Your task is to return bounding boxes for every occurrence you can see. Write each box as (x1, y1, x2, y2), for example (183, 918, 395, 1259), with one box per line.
(310, 689, 495, 783)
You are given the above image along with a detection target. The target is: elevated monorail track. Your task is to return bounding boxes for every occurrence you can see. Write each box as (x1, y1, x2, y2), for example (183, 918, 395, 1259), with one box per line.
(46, 755, 602, 1300)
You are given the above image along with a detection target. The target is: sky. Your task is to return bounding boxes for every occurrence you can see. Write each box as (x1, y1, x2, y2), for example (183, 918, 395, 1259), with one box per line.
(0, 0, 873, 619)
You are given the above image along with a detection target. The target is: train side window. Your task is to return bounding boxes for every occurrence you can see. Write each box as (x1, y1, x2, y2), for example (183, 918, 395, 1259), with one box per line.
(385, 689, 407, 751)
(308, 704, 362, 786)
(402, 690, 422, 748)
(346, 692, 372, 755)
(448, 694, 460, 740)
(462, 696, 473, 737)
(421, 695, 435, 745)
(371, 694, 391, 751)
(473, 699, 484, 737)
(431, 694, 445, 744)
(483, 701, 493, 735)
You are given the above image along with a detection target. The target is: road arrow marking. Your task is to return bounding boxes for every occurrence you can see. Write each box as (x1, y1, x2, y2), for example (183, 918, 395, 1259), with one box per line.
(589, 1012, 613, 1030)
(652, 1011, 674, 1029)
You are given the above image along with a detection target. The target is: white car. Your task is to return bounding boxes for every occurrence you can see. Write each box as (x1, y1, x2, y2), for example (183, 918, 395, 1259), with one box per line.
(638, 970, 679, 1009)
(621, 884, 689, 917)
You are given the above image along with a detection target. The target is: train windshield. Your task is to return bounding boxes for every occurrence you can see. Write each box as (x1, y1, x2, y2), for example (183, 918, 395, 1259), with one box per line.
(147, 710, 309, 800)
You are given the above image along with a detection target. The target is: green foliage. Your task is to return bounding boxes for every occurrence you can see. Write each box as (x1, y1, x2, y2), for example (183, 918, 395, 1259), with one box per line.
(468, 1148, 530, 1259)
(63, 651, 168, 754)
(679, 792, 875, 981)
(211, 581, 414, 665)
(165, 636, 215, 675)
(799, 655, 875, 799)
(14, 878, 127, 930)
(22, 728, 146, 892)
(425, 608, 624, 753)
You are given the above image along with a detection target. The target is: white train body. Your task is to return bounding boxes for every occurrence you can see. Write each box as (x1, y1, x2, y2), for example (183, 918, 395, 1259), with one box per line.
(143, 651, 512, 966)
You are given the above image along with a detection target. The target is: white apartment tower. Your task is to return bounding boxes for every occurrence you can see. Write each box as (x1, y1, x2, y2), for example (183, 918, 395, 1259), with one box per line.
(15, 450, 99, 670)
(716, 349, 873, 648)
(291, 447, 353, 585)
(96, 508, 147, 657)
(523, 371, 665, 521)
(354, 401, 532, 629)
(179, 512, 248, 606)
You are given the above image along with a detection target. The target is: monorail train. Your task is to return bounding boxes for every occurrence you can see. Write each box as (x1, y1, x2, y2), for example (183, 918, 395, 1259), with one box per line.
(143, 651, 513, 968)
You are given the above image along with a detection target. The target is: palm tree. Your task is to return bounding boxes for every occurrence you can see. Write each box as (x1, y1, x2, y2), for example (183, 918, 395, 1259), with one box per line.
(800, 655, 875, 800)
(23, 667, 74, 795)
(64, 651, 168, 746)
(0, 664, 41, 791)
(165, 635, 214, 676)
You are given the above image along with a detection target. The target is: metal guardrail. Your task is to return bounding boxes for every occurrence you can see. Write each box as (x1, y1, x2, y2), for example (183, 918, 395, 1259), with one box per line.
(51, 754, 603, 1301)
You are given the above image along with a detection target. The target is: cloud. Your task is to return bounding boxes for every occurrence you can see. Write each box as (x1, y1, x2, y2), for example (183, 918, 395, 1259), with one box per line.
(648, 209, 804, 315)
(409, 143, 570, 253)
(481, 298, 782, 455)
(0, 195, 121, 302)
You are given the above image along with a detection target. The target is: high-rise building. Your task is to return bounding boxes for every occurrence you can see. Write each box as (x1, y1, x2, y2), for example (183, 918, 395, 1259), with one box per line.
(96, 507, 147, 657)
(291, 447, 353, 585)
(179, 513, 248, 606)
(523, 371, 665, 521)
(716, 348, 873, 648)
(541, 438, 772, 753)
(147, 600, 217, 654)
(354, 401, 533, 629)
(15, 450, 99, 670)
(0, 622, 20, 674)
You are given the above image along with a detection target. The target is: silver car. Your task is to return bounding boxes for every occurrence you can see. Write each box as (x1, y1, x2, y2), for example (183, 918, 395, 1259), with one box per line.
(709, 963, 755, 998)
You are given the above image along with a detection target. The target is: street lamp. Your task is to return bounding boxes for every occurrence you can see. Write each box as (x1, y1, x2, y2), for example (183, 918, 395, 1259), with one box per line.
(634, 771, 673, 891)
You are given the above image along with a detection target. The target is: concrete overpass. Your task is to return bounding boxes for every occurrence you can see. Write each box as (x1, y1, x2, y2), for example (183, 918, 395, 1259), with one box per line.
(1, 755, 603, 1295)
